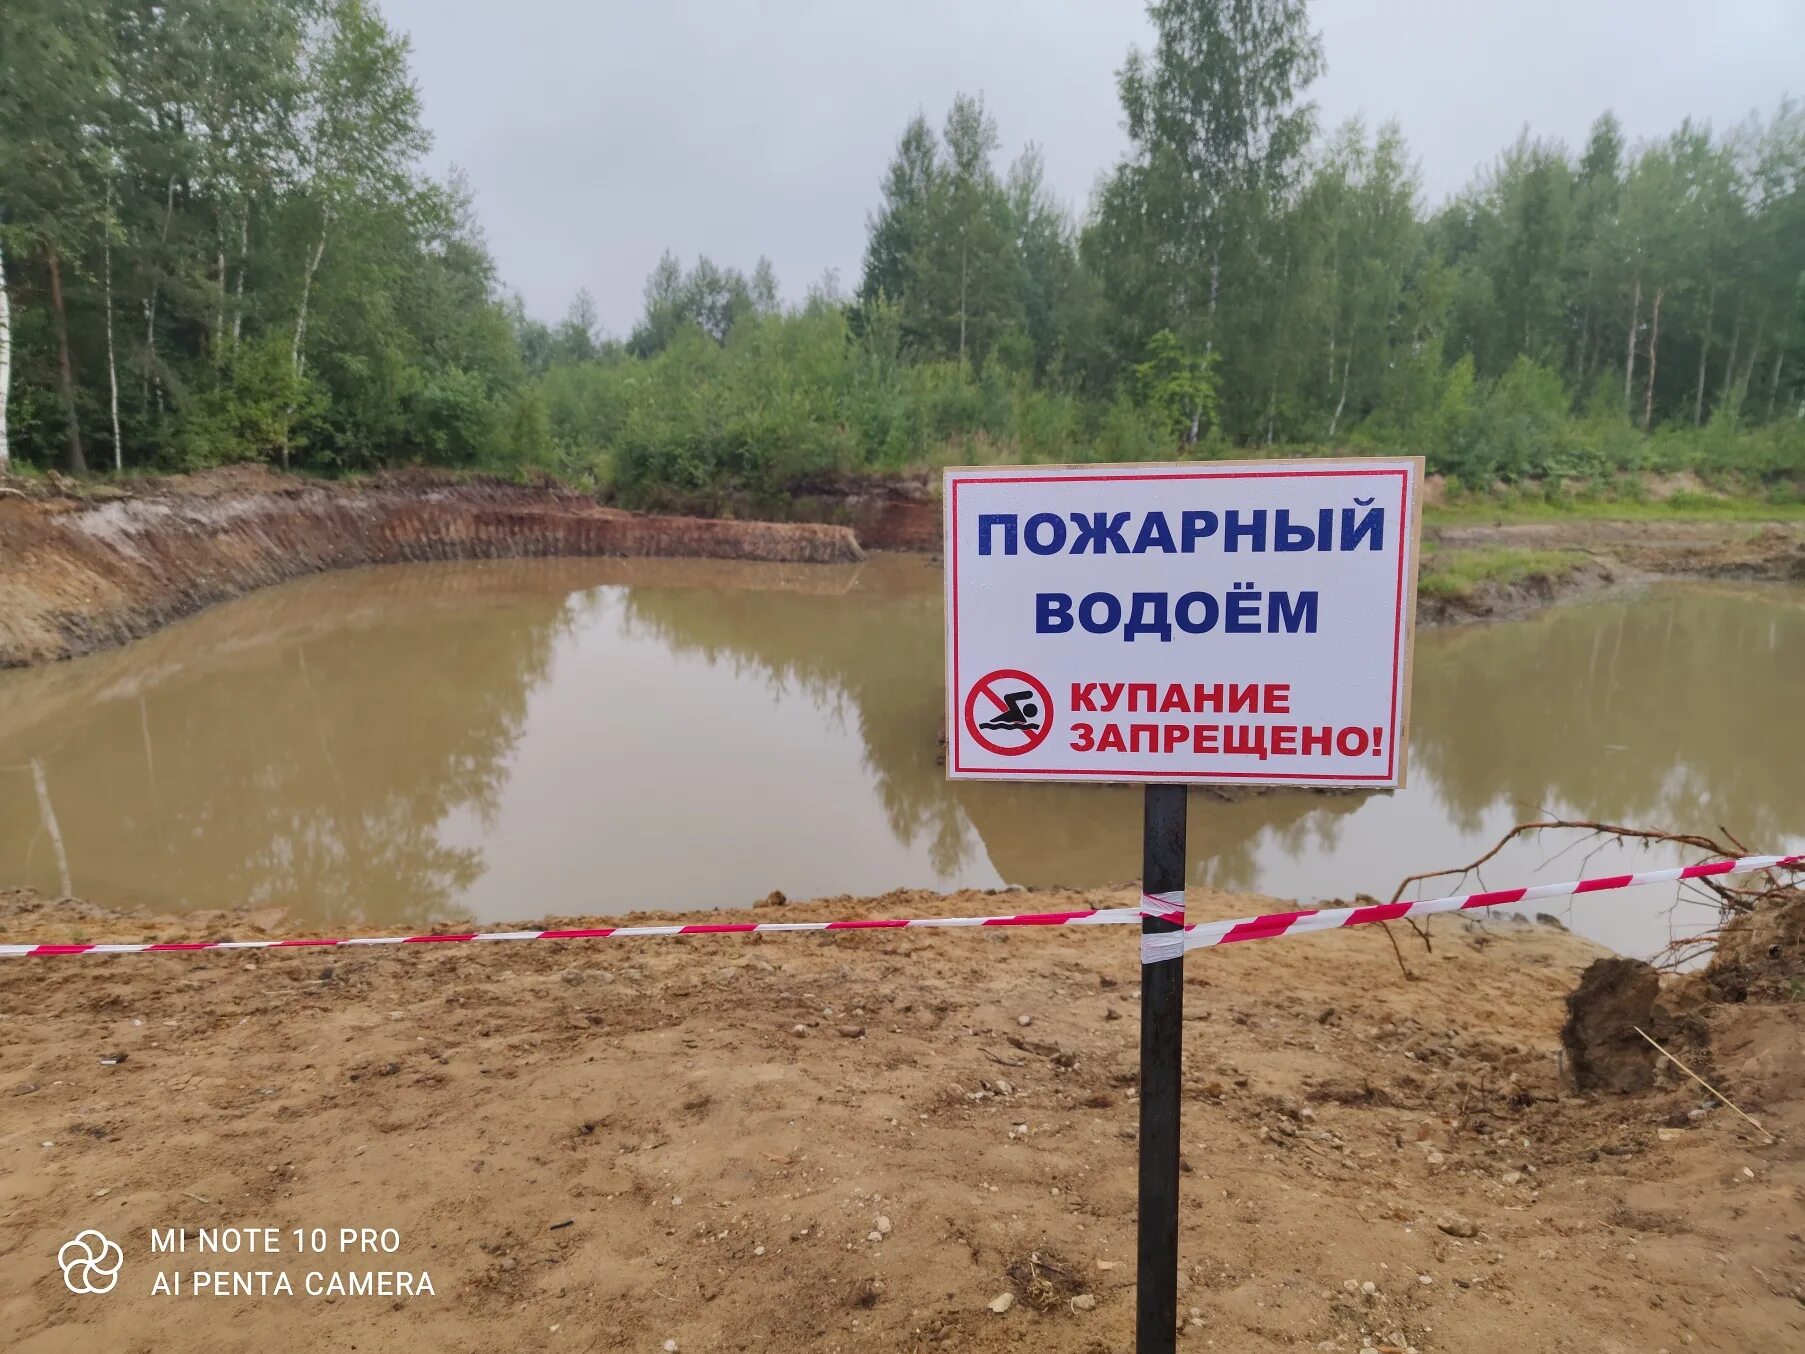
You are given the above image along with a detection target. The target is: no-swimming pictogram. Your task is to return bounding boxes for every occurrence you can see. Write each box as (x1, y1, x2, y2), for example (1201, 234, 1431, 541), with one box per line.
(963, 669, 1054, 756)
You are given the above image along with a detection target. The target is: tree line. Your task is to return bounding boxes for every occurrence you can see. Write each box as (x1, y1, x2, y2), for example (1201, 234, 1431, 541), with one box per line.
(850, 3, 1805, 455)
(0, 0, 523, 475)
(4, 0, 1802, 499)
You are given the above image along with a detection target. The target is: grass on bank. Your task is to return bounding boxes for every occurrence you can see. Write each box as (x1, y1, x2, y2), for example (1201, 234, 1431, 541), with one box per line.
(1424, 489, 1805, 526)
(1417, 546, 1593, 601)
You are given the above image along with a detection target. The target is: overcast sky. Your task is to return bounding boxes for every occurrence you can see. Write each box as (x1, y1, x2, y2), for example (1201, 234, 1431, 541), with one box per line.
(378, 0, 1802, 333)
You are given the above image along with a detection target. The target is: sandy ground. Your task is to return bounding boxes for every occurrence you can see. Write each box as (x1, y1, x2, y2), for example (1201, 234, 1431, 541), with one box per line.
(1, 885, 1799, 1353)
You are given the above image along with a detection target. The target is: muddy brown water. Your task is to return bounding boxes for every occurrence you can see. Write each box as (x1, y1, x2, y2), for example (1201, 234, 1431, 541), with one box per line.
(1, 555, 1799, 959)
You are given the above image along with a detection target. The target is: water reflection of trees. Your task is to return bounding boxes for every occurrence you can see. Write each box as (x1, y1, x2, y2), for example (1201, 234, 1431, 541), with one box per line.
(620, 558, 1367, 892)
(619, 560, 978, 875)
(1409, 584, 1805, 846)
(624, 571, 1803, 893)
(0, 565, 573, 926)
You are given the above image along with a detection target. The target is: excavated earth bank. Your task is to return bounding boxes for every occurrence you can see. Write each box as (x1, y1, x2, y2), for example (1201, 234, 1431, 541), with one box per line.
(4, 467, 1802, 666)
(0, 467, 862, 667)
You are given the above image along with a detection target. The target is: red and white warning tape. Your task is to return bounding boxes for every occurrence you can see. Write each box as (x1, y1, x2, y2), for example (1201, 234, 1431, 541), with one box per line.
(1141, 853, 1802, 964)
(1140, 890, 1185, 921)
(0, 904, 1140, 958)
(1, 854, 1795, 961)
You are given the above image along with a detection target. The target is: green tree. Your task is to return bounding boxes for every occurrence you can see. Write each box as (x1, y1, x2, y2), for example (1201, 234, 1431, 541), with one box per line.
(289, 0, 429, 393)
(1564, 112, 1626, 397)
(1087, 0, 1324, 436)
(900, 94, 1023, 367)
(1132, 328, 1218, 445)
(552, 289, 600, 364)
(859, 113, 938, 309)
(1005, 145, 1080, 380)
(1305, 119, 1420, 439)
(0, 0, 115, 471)
(627, 253, 761, 356)
(1737, 102, 1805, 422)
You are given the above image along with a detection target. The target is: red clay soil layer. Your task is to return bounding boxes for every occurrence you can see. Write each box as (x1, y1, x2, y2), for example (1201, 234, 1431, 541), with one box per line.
(0, 466, 863, 667)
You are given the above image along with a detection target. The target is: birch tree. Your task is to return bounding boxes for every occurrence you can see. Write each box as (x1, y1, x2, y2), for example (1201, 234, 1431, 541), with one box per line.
(1086, 0, 1323, 436)
(860, 114, 939, 309)
(103, 181, 122, 466)
(901, 94, 1023, 367)
(291, 0, 427, 385)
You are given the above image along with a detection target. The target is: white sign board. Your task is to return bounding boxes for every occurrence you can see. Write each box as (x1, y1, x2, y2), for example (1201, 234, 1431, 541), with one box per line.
(943, 458, 1421, 786)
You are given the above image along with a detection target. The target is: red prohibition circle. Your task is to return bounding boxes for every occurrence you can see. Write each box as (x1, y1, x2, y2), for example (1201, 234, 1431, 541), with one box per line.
(963, 669, 1055, 757)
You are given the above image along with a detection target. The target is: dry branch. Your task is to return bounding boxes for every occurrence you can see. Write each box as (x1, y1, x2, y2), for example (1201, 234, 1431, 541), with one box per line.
(1386, 818, 1739, 906)
(1633, 1026, 1775, 1143)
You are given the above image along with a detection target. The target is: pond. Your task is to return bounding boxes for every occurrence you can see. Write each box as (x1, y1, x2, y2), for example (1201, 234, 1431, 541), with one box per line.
(1, 555, 1798, 960)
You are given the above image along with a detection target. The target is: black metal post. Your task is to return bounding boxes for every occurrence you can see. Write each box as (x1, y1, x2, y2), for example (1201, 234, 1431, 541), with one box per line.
(1136, 783, 1186, 1353)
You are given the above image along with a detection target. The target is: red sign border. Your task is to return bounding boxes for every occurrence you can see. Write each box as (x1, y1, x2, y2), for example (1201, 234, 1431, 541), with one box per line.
(946, 463, 1417, 784)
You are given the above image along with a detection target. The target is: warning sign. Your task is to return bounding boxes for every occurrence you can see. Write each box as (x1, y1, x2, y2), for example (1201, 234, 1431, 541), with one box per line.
(943, 458, 1422, 786)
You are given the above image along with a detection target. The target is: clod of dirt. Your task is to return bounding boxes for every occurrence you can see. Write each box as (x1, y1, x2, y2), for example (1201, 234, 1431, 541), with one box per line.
(1703, 887, 1805, 1004)
(1562, 957, 1659, 1093)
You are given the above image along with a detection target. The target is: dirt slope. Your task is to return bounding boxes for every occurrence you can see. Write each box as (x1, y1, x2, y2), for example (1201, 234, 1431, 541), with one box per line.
(5, 468, 1802, 665)
(1, 885, 1797, 1353)
(0, 467, 863, 667)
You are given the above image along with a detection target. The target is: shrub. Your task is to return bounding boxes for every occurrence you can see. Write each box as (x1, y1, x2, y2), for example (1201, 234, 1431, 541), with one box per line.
(167, 338, 323, 469)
